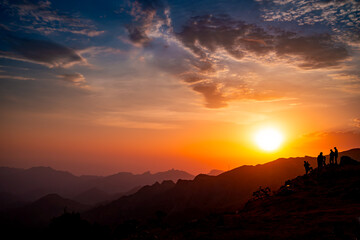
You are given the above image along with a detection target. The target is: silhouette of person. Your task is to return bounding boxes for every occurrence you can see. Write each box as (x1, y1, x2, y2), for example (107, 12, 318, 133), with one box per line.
(334, 147, 338, 165)
(304, 161, 311, 175)
(330, 149, 335, 165)
(317, 152, 324, 169)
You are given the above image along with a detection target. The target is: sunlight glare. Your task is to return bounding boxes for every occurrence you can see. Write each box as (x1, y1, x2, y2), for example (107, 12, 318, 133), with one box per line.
(254, 127, 284, 152)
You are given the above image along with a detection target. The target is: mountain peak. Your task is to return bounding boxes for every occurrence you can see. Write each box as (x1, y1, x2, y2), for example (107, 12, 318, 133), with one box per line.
(207, 169, 224, 176)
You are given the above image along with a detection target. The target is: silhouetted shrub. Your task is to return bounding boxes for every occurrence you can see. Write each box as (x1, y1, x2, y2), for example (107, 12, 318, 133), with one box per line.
(340, 156, 360, 166)
(252, 186, 271, 200)
(114, 219, 140, 239)
(276, 185, 295, 196)
(46, 212, 110, 240)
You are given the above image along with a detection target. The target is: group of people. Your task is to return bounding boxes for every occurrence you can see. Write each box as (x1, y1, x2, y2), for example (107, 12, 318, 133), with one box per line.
(303, 147, 339, 175)
(318, 147, 339, 168)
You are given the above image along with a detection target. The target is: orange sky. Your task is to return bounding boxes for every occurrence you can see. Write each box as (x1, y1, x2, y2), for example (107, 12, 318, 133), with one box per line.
(1, 109, 359, 175)
(0, 0, 359, 175)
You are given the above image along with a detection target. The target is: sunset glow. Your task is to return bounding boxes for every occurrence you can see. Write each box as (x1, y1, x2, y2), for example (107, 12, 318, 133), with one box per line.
(0, 0, 359, 175)
(1, 1, 360, 239)
(255, 128, 284, 152)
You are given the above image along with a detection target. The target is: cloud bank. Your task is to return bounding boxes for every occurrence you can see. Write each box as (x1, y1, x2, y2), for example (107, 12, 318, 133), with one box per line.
(124, 0, 354, 108)
(1, 35, 84, 68)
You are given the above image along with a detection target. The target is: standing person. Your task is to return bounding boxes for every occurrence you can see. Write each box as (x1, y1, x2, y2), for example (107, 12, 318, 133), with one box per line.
(317, 152, 324, 170)
(304, 161, 311, 175)
(334, 147, 338, 165)
(329, 149, 334, 165)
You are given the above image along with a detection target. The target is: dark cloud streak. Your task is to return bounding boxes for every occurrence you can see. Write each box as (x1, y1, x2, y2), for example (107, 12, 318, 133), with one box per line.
(178, 15, 273, 60)
(2, 35, 84, 68)
(177, 15, 349, 69)
(275, 33, 349, 69)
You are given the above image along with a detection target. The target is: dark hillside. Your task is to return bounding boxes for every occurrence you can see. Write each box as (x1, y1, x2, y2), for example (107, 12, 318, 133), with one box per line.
(167, 163, 360, 239)
(84, 149, 360, 225)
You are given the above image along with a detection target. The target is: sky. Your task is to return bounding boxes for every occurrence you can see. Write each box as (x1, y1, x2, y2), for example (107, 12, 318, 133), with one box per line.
(0, 0, 359, 175)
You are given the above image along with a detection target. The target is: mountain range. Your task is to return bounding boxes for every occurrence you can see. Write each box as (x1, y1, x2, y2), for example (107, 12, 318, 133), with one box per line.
(1, 148, 359, 239)
(84, 148, 360, 225)
(1, 148, 359, 231)
(0, 167, 194, 208)
(120, 161, 360, 239)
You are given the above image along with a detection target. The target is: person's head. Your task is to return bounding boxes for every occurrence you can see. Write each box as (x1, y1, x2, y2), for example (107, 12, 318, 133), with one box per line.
(320, 152, 323, 155)
(330, 149, 333, 152)
(334, 147, 337, 150)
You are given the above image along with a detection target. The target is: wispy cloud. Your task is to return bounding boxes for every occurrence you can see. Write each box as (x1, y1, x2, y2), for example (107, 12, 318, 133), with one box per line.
(353, 118, 360, 128)
(78, 46, 126, 57)
(125, 0, 172, 46)
(256, 0, 360, 44)
(57, 73, 89, 88)
(329, 71, 360, 93)
(0, 75, 35, 80)
(1, 0, 104, 37)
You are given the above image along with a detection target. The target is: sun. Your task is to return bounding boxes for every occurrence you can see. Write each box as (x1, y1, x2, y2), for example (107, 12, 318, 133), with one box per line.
(254, 127, 284, 152)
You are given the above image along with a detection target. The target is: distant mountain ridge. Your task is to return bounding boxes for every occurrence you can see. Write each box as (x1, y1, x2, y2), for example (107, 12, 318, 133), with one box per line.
(2, 194, 90, 227)
(207, 169, 224, 176)
(1, 149, 358, 206)
(1, 148, 359, 209)
(0, 167, 194, 207)
(0, 148, 359, 230)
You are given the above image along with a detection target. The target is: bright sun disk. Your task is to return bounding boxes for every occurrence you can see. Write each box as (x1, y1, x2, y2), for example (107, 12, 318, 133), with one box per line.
(254, 127, 284, 152)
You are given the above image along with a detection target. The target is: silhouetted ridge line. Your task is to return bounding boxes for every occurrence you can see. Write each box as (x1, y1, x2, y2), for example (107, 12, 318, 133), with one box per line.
(7, 154, 358, 240)
(83, 149, 360, 226)
(0, 167, 194, 205)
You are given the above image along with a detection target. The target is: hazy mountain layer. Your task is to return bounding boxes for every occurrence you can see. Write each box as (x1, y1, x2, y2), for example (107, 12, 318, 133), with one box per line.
(0, 167, 194, 206)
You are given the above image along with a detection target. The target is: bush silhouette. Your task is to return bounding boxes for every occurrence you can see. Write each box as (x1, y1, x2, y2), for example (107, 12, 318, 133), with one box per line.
(47, 212, 110, 240)
(252, 186, 271, 200)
